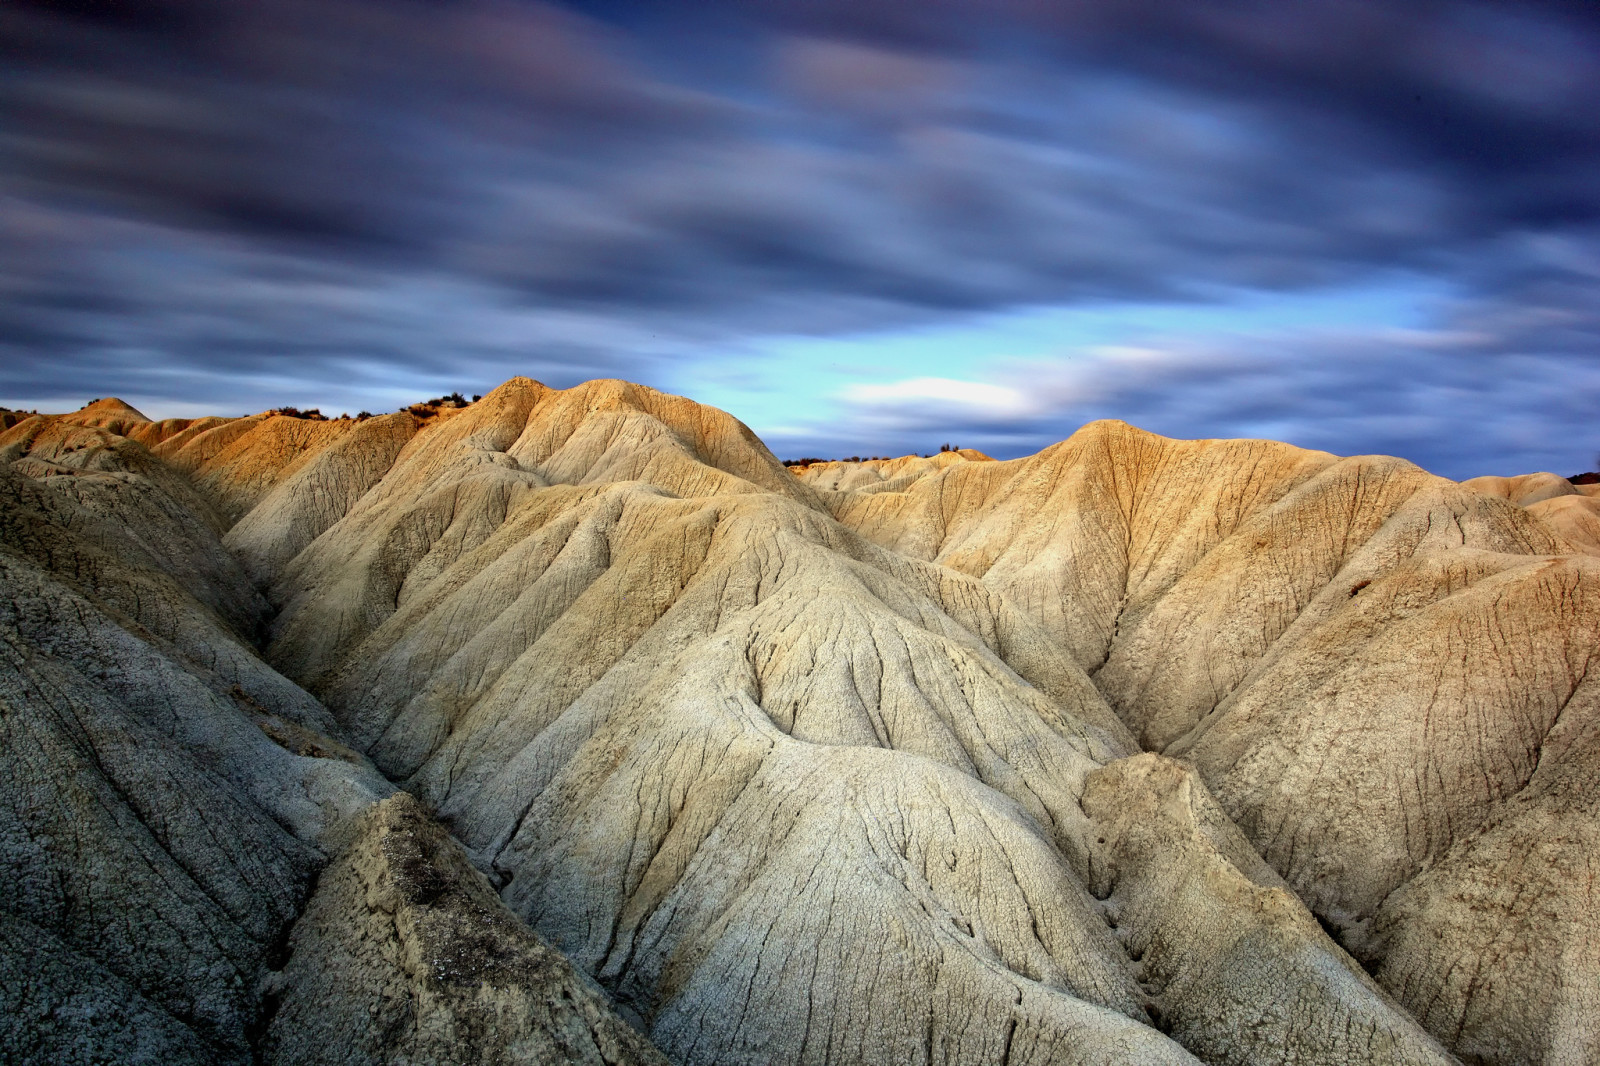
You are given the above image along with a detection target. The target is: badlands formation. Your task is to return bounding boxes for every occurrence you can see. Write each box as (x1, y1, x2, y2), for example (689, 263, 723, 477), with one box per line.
(1, 378, 1596, 1066)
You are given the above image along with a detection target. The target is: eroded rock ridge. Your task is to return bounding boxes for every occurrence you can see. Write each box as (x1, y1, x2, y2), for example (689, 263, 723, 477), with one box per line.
(2, 381, 1594, 1066)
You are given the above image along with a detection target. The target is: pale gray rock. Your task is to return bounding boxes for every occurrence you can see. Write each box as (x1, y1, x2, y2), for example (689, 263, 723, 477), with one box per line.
(1082, 754, 1456, 1065)
(0, 633, 317, 1062)
(225, 412, 418, 589)
(0, 913, 213, 1066)
(261, 792, 670, 1066)
(5, 378, 1595, 1066)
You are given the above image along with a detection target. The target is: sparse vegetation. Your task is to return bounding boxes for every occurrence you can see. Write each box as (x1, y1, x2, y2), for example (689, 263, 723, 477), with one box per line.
(402, 391, 477, 420)
(782, 454, 894, 467)
(356, 411, 373, 421)
(268, 406, 328, 421)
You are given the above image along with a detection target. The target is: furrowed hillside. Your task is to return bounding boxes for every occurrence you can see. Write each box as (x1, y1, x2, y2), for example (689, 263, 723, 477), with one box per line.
(2, 377, 1595, 1066)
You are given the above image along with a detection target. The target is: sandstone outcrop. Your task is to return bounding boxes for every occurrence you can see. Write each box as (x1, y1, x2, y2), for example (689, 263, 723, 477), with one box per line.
(262, 792, 670, 1066)
(1460, 472, 1600, 557)
(3, 377, 1593, 1066)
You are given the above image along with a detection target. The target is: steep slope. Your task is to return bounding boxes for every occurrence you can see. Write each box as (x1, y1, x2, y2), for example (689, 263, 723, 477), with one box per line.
(156, 413, 369, 523)
(1082, 755, 1453, 1064)
(4, 377, 1593, 1066)
(294, 476, 1436, 1063)
(820, 422, 1594, 1065)
(263, 793, 669, 1066)
(1463, 470, 1600, 556)
(0, 411, 668, 1066)
(266, 377, 820, 689)
(0, 456, 389, 1063)
(223, 412, 420, 588)
(253, 385, 1487, 1065)
(1527, 492, 1600, 554)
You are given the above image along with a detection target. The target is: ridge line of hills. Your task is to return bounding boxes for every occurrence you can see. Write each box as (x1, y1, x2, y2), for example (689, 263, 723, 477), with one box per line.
(2, 376, 1595, 1066)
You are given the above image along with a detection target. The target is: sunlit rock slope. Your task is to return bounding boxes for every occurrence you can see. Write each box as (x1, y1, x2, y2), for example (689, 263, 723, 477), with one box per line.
(2, 378, 1594, 1066)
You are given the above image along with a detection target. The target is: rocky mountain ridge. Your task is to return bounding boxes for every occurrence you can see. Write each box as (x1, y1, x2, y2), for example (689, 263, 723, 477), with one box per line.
(2, 378, 1594, 1065)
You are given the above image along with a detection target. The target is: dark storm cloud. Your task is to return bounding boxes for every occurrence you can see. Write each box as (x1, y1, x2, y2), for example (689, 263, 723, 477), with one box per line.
(1, 0, 1597, 471)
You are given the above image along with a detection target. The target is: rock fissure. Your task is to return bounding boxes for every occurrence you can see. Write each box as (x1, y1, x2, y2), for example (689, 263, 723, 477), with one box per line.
(4, 382, 1595, 1066)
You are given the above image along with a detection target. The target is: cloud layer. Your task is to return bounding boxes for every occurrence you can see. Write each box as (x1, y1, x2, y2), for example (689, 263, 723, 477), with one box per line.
(2, 0, 1598, 476)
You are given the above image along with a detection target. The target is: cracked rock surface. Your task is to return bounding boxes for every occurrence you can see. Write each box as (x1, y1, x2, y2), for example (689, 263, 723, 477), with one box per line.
(2, 380, 1595, 1066)
(261, 792, 669, 1066)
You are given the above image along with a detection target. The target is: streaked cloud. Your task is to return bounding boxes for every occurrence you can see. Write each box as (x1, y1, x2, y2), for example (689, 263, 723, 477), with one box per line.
(841, 377, 1038, 420)
(1, 0, 1597, 477)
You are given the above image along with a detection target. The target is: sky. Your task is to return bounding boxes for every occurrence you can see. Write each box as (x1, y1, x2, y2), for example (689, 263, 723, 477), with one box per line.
(2, 0, 1599, 478)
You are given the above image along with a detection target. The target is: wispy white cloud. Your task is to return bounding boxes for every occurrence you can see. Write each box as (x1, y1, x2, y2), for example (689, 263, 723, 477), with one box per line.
(840, 377, 1039, 419)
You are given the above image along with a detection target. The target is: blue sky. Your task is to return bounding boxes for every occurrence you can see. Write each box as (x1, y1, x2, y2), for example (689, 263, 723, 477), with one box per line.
(3, 0, 1599, 478)
(676, 275, 1454, 456)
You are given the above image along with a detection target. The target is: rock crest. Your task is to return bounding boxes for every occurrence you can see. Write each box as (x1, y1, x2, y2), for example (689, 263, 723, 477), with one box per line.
(2, 379, 1594, 1066)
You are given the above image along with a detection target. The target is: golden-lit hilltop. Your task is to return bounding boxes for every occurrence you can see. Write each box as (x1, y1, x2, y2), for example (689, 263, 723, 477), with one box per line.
(2, 377, 1596, 1066)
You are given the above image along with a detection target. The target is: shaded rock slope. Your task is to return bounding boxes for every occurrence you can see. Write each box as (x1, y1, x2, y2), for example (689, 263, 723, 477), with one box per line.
(262, 792, 671, 1066)
(2, 378, 1594, 1066)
